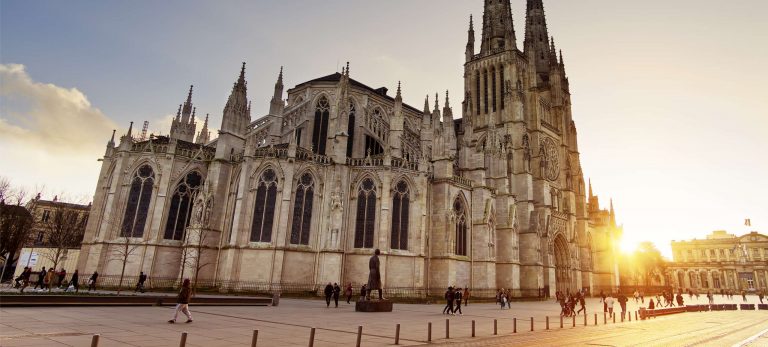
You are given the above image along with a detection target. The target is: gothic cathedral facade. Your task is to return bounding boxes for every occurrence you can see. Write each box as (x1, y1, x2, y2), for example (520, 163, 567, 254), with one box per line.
(78, 0, 621, 297)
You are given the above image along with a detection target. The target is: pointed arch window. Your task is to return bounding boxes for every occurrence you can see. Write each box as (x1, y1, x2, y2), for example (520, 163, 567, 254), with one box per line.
(454, 197, 468, 256)
(121, 165, 154, 237)
(475, 73, 481, 116)
(311, 96, 330, 155)
(251, 169, 278, 242)
(290, 173, 314, 245)
(491, 66, 497, 113)
(164, 171, 203, 240)
(483, 70, 489, 114)
(390, 180, 409, 250)
(346, 101, 356, 158)
(354, 178, 377, 248)
(499, 66, 505, 110)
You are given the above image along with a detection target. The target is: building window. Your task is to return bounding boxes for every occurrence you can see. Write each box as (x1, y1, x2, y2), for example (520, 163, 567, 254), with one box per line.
(677, 272, 685, 287)
(491, 67, 497, 113)
(713, 273, 721, 289)
(346, 101, 356, 157)
(354, 178, 377, 249)
(120, 165, 154, 237)
(475, 73, 481, 115)
(290, 173, 314, 245)
(499, 67, 505, 110)
(700, 272, 709, 288)
(41, 210, 50, 222)
(753, 248, 760, 260)
(250, 169, 278, 242)
(688, 272, 697, 288)
(454, 197, 468, 256)
(311, 96, 330, 155)
(390, 180, 409, 250)
(164, 171, 203, 240)
(483, 70, 489, 114)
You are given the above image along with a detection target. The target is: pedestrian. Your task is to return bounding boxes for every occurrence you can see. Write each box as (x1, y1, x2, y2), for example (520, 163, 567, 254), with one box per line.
(758, 291, 764, 304)
(168, 279, 193, 323)
(360, 284, 367, 301)
(707, 291, 713, 305)
(135, 272, 147, 293)
(649, 298, 655, 310)
(44, 268, 54, 290)
(600, 290, 605, 303)
(506, 289, 512, 309)
(13, 267, 26, 288)
(56, 268, 66, 288)
(442, 287, 455, 314)
(18, 267, 32, 293)
(676, 293, 684, 306)
(33, 267, 46, 290)
(606, 295, 615, 317)
(324, 282, 333, 308)
(633, 290, 639, 303)
(332, 283, 341, 308)
(69, 270, 79, 292)
(87, 271, 99, 291)
(345, 283, 353, 304)
(617, 293, 628, 320)
(454, 288, 463, 315)
(463, 287, 470, 306)
(576, 293, 586, 315)
(500, 292, 508, 310)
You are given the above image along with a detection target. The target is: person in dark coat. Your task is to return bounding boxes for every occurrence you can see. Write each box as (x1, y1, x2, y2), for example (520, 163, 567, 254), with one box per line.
(135, 272, 147, 293)
(33, 267, 46, 289)
(442, 287, 455, 315)
(345, 283, 353, 304)
(576, 293, 586, 314)
(168, 279, 193, 323)
(617, 293, 628, 320)
(87, 271, 98, 291)
(324, 283, 333, 307)
(360, 284, 367, 301)
(453, 288, 463, 315)
(57, 269, 66, 288)
(69, 270, 79, 292)
(366, 249, 383, 300)
(332, 283, 341, 308)
(648, 298, 655, 310)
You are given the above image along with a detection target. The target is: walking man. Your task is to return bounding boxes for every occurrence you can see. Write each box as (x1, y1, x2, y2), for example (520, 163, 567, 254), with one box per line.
(454, 288, 463, 315)
(87, 271, 98, 291)
(324, 283, 333, 308)
(69, 270, 79, 292)
(33, 267, 46, 290)
(345, 283, 353, 304)
(618, 293, 628, 321)
(442, 287, 455, 314)
(168, 279, 193, 323)
(463, 287, 470, 306)
(332, 283, 341, 308)
(135, 272, 147, 293)
(576, 293, 586, 315)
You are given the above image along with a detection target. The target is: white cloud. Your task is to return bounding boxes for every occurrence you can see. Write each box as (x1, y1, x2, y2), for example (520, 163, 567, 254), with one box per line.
(0, 63, 118, 199)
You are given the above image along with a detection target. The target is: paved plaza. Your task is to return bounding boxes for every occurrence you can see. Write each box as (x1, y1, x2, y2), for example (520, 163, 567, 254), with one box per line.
(1, 295, 766, 346)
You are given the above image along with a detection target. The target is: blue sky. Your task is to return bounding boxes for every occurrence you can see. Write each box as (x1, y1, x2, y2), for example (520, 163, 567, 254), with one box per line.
(2, 0, 767, 256)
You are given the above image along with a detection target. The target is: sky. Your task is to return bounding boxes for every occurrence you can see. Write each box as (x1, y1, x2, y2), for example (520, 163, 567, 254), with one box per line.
(1, 0, 766, 257)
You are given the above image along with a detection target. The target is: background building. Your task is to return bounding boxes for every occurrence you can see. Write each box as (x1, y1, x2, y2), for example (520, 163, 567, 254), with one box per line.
(77, 0, 621, 297)
(668, 230, 768, 292)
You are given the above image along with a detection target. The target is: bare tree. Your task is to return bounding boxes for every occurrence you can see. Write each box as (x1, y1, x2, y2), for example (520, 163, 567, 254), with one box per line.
(0, 177, 37, 282)
(178, 185, 217, 295)
(37, 199, 88, 291)
(108, 229, 143, 295)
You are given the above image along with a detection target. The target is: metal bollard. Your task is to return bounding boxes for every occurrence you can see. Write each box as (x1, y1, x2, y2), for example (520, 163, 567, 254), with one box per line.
(179, 332, 187, 347)
(584, 314, 587, 326)
(446, 319, 450, 339)
(530, 317, 534, 332)
(90, 334, 100, 347)
(604, 312, 607, 324)
(428, 322, 432, 342)
(629, 312, 632, 322)
(594, 313, 598, 326)
(494, 319, 498, 335)
(395, 324, 400, 345)
(355, 326, 362, 347)
(613, 313, 616, 323)
(513, 318, 517, 333)
(560, 315, 563, 329)
(546, 316, 549, 330)
(635, 311, 638, 321)
(572, 315, 576, 328)
(309, 328, 316, 347)
(472, 320, 476, 337)
(251, 330, 259, 347)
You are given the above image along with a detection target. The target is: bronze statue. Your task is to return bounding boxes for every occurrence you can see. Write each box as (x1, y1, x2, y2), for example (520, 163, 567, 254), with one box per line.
(366, 249, 383, 300)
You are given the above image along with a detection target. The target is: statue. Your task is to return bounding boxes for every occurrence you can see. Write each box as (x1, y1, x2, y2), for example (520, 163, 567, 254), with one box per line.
(366, 249, 383, 300)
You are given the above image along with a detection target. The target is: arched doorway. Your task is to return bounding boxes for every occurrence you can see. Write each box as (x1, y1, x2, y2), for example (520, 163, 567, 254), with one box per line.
(553, 233, 570, 293)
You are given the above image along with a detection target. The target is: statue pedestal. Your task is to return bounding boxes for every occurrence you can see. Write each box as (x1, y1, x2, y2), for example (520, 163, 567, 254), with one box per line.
(355, 299, 393, 312)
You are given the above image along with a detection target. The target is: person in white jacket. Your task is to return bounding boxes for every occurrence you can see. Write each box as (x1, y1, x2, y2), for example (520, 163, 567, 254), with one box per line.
(606, 295, 615, 317)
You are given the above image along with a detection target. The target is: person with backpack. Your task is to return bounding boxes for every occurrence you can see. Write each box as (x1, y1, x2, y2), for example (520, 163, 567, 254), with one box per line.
(68, 270, 79, 292)
(168, 279, 193, 323)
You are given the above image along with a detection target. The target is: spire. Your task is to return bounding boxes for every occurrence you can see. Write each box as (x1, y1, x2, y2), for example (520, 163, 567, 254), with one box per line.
(270, 66, 285, 115)
(588, 178, 593, 198)
(107, 129, 116, 147)
(345, 62, 350, 76)
(191, 107, 196, 123)
(395, 81, 402, 101)
(423, 95, 430, 114)
(238, 62, 246, 85)
(186, 85, 193, 105)
(559, 49, 564, 66)
(181, 85, 194, 122)
(221, 62, 250, 135)
(433, 92, 440, 112)
(278, 66, 283, 84)
(444, 90, 450, 109)
(524, 0, 553, 83)
(466, 15, 476, 61)
(609, 198, 616, 227)
(480, 0, 517, 55)
(175, 104, 182, 120)
(127, 121, 133, 137)
(196, 114, 210, 144)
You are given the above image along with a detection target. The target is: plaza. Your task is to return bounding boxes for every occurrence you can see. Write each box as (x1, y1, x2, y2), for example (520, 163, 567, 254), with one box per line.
(1, 295, 766, 346)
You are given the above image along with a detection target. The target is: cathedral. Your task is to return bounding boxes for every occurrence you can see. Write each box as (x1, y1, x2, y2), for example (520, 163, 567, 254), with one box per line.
(78, 0, 621, 297)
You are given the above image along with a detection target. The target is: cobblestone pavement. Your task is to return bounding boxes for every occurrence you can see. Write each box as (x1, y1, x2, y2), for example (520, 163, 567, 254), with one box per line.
(1, 295, 765, 346)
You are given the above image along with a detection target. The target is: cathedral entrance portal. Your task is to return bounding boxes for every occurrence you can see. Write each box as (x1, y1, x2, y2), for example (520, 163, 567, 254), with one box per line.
(553, 234, 570, 293)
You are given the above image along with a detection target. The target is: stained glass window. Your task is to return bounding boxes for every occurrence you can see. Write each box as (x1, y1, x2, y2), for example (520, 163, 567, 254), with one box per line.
(311, 97, 330, 155)
(390, 181, 409, 250)
(290, 173, 314, 245)
(251, 169, 278, 242)
(121, 165, 154, 237)
(164, 171, 203, 240)
(354, 178, 376, 248)
(454, 197, 468, 256)
(346, 101, 356, 158)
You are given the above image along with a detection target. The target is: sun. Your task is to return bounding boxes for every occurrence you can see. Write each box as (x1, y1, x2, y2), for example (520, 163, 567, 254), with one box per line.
(619, 236, 640, 254)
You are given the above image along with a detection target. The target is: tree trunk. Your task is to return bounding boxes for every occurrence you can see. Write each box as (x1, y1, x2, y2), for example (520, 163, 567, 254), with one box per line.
(117, 243, 129, 296)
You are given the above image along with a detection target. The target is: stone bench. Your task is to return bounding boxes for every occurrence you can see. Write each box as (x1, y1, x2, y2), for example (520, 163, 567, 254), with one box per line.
(739, 304, 755, 311)
(639, 307, 686, 320)
(758, 304, 768, 310)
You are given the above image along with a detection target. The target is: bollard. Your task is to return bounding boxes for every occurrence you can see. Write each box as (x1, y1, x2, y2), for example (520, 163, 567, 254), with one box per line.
(395, 324, 400, 345)
(572, 315, 576, 328)
(494, 319, 498, 335)
(530, 317, 534, 332)
(90, 334, 100, 347)
(251, 330, 259, 347)
(513, 318, 517, 333)
(635, 311, 638, 321)
(613, 313, 616, 323)
(584, 314, 587, 326)
(546, 316, 550, 330)
(560, 315, 563, 329)
(629, 312, 632, 322)
(355, 326, 362, 347)
(446, 319, 450, 339)
(428, 322, 432, 342)
(179, 332, 187, 347)
(309, 328, 316, 347)
(472, 320, 476, 337)
(594, 313, 598, 326)
(603, 312, 607, 324)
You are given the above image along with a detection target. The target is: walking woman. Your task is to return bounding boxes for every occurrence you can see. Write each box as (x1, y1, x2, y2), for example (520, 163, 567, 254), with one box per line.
(168, 279, 193, 323)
